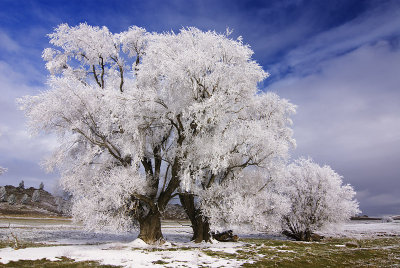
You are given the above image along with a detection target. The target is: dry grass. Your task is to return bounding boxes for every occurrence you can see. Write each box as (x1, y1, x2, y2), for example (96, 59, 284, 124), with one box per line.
(0, 257, 121, 267)
(203, 237, 400, 267)
(0, 216, 399, 267)
(1, 237, 399, 267)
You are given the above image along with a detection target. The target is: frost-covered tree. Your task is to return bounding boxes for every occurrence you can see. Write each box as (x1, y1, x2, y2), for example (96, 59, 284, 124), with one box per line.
(21, 194, 29, 204)
(20, 23, 294, 244)
(0, 165, 8, 203)
(381, 216, 393, 223)
(52, 179, 73, 201)
(20, 24, 164, 243)
(18, 180, 24, 189)
(0, 135, 7, 176)
(138, 28, 295, 241)
(55, 196, 72, 216)
(7, 194, 16, 205)
(39, 182, 44, 190)
(32, 190, 40, 202)
(200, 168, 290, 234)
(282, 158, 360, 241)
(0, 186, 6, 202)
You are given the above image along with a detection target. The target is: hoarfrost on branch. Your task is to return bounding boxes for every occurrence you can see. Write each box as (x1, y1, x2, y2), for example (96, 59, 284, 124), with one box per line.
(282, 158, 360, 241)
(19, 23, 296, 242)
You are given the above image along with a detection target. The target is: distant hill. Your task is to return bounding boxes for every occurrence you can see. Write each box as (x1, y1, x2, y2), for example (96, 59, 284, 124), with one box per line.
(0, 185, 70, 217)
(162, 204, 188, 220)
(351, 215, 381, 220)
(0, 185, 188, 220)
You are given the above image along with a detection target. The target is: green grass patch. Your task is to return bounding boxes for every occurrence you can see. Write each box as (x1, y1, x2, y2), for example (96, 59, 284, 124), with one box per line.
(0, 256, 121, 267)
(202, 250, 238, 260)
(0, 240, 56, 250)
(152, 259, 170, 265)
(228, 237, 400, 267)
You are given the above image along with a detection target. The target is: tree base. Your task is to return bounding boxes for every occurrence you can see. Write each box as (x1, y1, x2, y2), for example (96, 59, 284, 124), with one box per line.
(191, 217, 211, 243)
(212, 230, 239, 242)
(282, 230, 324, 242)
(138, 211, 164, 244)
(179, 194, 212, 243)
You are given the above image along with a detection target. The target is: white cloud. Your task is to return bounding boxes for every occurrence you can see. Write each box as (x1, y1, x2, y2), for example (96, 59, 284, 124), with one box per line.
(0, 60, 58, 188)
(271, 40, 400, 215)
(268, 1, 400, 77)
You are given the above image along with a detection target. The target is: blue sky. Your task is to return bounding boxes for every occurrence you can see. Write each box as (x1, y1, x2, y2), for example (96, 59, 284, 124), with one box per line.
(0, 0, 399, 216)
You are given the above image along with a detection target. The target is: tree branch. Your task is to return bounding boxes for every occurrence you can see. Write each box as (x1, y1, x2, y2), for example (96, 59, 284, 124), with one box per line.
(99, 56, 105, 88)
(92, 65, 102, 88)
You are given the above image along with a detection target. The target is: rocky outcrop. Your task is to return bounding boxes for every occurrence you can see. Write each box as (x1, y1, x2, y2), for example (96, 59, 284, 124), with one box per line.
(0, 185, 187, 220)
(0, 185, 70, 217)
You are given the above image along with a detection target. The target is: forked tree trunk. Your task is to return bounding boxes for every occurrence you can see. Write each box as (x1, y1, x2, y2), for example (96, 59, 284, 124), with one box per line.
(138, 210, 163, 244)
(179, 194, 211, 243)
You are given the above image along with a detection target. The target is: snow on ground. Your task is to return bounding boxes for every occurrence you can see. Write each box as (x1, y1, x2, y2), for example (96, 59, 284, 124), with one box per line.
(321, 220, 400, 239)
(0, 243, 245, 267)
(0, 218, 399, 267)
(0, 218, 247, 267)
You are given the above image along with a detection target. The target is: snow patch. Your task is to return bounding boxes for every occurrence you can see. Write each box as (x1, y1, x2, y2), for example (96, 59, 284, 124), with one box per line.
(127, 238, 148, 248)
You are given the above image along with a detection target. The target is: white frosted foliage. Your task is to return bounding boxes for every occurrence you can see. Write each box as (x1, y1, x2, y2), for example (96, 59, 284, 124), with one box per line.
(7, 194, 16, 205)
(21, 194, 29, 204)
(19, 23, 295, 236)
(0, 187, 6, 202)
(200, 169, 290, 233)
(282, 158, 360, 239)
(32, 190, 40, 202)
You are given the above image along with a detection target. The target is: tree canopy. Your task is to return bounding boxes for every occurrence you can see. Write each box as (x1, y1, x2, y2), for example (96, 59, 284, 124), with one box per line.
(20, 23, 295, 243)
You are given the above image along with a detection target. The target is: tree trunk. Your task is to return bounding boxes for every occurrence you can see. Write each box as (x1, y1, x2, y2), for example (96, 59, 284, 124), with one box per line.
(179, 194, 211, 243)
(138, 210, 164, 244)
(282, 229, 312, 241)
(191, 214, 211, 243)
(303, 230, 312, 241)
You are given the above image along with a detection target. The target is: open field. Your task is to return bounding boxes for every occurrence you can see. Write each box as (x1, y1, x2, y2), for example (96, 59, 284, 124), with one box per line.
(0, 216, 399, 267)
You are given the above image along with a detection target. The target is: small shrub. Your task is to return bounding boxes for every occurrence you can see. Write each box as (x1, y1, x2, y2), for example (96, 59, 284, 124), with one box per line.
(382, 216, 394, 223)
(55, 196, 72, 216)
(7, 227, 20, 249)
(18, 180, 25, 189)
(39, 182, 44, 190)
(7, 194, 16, 205)
(32, 190, 40, 202)
(55, 197, 64, 213)
(0, 186, 6, 202)
(21, 194, 29, 204)
(282, 158, 360, 241)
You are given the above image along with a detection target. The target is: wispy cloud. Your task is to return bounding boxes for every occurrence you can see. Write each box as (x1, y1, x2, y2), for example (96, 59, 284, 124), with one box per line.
(272, 40, 400, 216)
(267, 1, 400, 81)
(0, 30, 20, 53)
